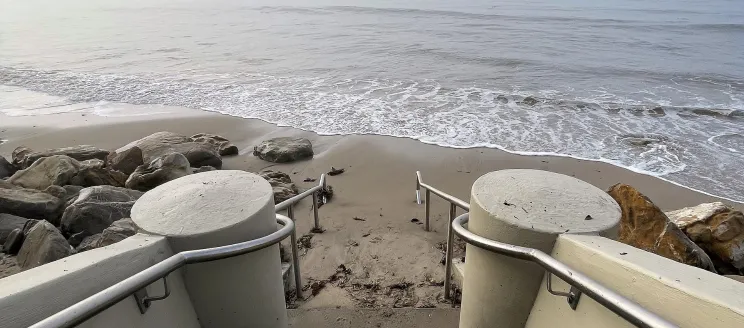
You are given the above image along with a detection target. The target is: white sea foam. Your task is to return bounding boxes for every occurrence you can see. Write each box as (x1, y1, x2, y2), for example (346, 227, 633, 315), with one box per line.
(1, 69, 742, 202)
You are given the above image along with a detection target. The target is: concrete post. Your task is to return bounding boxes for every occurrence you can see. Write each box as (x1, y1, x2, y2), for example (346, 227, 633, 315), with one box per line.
(459, 169, 620, 328)
(131, 170, 287, 328)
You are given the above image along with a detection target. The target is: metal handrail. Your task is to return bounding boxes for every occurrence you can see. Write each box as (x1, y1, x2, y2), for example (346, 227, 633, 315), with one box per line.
(276, 173, 326, 231)
(452, 213, 678, 328)
(416, 172, 470, 231)
(415, 171, 469, 300)
(29, 214, 296, 328)
(274, 174, 327, 298)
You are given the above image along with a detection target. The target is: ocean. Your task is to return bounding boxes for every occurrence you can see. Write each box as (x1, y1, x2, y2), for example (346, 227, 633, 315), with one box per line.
(1, 0, 743, 201)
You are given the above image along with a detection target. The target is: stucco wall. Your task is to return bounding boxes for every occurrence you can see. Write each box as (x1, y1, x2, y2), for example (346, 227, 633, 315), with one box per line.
(526, 234, 744, 328)
(0, 234, 200, 328)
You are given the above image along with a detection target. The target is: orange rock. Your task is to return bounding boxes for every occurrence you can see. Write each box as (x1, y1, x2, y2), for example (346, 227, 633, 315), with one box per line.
(607, 184, 716, 272)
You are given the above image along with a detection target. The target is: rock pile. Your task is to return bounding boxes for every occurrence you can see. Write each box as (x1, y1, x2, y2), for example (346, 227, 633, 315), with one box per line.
(0, 131, 240, 275)
(609, 184, 744, 276)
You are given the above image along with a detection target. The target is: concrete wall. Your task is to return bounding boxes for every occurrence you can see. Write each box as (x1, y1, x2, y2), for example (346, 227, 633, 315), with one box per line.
(0, 234, 199, 328)
(526, 234, 744, 328)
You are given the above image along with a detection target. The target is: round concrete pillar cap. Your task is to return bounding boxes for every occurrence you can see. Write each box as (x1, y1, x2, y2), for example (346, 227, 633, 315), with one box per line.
(131, 170, 274, 238)
(471, 169, 620, 234)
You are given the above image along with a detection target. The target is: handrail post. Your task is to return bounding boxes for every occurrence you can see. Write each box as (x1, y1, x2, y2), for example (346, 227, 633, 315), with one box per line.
(416, 171, 422, 205)
(311, 192, 320, 230)
(287, 205, 303, 300)
(443, 202, 457, 300)
(424, 189, 431, 231)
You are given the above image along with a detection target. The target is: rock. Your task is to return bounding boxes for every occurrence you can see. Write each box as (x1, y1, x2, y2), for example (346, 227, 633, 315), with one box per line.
(75, 233, 101, 252)
(9, 155, 81, 190)
(0, 156, 16, 179)
(106, 146, 144, 175)
(12, 145, 109, 169)
(11, 146, 33, 168)
(667, 203, 744, 273)
(17, 220, 72, 270)
(97, 218, 137, 247)
(117, 132, 222, 169)
(9, 155, 125, 189)
(607, 184, 716, 272)
(2, 228, 24, 255)
(0, 214, 37, 245)
(520, 96, 538, 106)
(666, 202, 731, 229)
(0, 185, 64, 222)
(125, 153, 191, 191)
(192, 166, 217, 174)
(190, 133, 239, 156)
(69, 165, 128, 187)
(60, 186, 143, 245)
(253, 137, 313, 163)
(259, 170, 299, 204)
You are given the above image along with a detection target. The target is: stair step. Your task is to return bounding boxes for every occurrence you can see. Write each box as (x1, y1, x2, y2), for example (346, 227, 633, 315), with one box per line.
(288, 308, 460, 328)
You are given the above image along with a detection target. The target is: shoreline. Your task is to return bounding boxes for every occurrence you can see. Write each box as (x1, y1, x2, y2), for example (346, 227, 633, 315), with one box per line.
(1, 108, 742, 307)
(1, 108, 740, 210)
(1, 109, 740, 211)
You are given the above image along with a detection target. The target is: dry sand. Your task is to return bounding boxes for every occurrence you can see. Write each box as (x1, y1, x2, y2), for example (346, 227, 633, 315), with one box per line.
(1, 109, 739, 308)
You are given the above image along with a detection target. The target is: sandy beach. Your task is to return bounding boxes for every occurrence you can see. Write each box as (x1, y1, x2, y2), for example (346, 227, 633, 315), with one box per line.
(1, 109, 739, 308)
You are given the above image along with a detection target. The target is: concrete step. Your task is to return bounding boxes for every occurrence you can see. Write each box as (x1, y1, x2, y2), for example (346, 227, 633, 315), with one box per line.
(288, 308, 460, 328)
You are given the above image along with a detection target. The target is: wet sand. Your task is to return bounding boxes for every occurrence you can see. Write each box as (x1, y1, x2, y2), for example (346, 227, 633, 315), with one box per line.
(0, 110, 738, 307)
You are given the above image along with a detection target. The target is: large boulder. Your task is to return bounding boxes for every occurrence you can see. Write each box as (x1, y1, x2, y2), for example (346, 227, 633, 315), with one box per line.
(117, 132, 222, 169)
(125, 153, 191, 191)
(12, 145, 109, 169)
(0, 184, 64, 222)
(190, 133, 239, 156)
(667, 203, 744, 274)
(75, 233, 101, 253)
(17, 220, 72, 270)
(9, 155, 126, 189)
(607, 184, 716, 272)
(106, 146, 144, 175)
(97, 218, 137, 247)
(0, 156, 16, 179)
(0, 214, 37, 245)
(60, 186, 143, 245)
(9, 155, 81, 190)
(253, 137, 313, 163)
(259, 170, 299, 203)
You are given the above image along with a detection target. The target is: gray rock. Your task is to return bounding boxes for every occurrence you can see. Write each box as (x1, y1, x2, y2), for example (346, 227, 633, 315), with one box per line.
(2, 228, 24, 255)
(8, 155, 125, 190)
(60, 186, 143, 245)
(17, 220, 72, 270)
(10, 146, 33, 168)
(259, 170, 299, 204)
(253, 137, 313, 163)
(75, 233, 101, 252)
(0, 214, 37, 245)
(125, 153, 192, 191)
(192, 166, 217, 174)
(98, 218, 137, 247)
(0, 185, 64, 222)
(12, 145, 109, 169)
(0, 156, 16, 179)
(9, 155, 81, 190)
(117, 132, 222, 169)
(106, 146, 144, 175)
(520, 96, 538, 106)
(69, 166, 128, 187)
(190, 133, 239, 156)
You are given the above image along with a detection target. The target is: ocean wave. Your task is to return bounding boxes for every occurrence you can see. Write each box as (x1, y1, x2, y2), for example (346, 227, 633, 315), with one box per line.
(1, 66, 743, 201)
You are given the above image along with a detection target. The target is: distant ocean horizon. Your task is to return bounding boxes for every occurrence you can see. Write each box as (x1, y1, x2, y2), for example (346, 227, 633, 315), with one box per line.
(1, 0, 743, 201)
